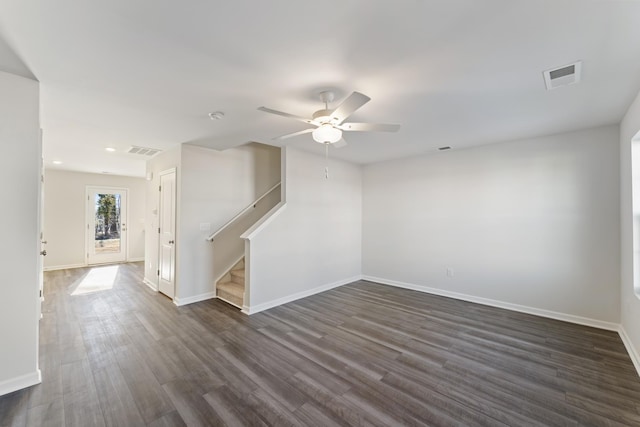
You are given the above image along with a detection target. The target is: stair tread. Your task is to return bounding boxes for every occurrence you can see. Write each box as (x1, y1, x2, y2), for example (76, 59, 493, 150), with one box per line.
(230, 269, 245, 278)
(217, 281, 244, 298)
(217, 291, 243, 308)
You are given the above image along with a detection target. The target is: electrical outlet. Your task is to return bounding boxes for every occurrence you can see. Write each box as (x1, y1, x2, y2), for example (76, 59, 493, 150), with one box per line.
(446, 267, 454, 277)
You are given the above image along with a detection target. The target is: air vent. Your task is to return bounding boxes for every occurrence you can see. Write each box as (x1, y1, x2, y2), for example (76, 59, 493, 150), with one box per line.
(127, 145, 162, 157)
(543, 61, 582, 90)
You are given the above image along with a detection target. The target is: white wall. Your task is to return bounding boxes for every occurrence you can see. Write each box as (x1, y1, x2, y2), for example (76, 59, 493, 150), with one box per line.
(0, 71, 41, 395)
(363, 125, 621, 326)
(621, 87, 640, 365)
(245, 147, 362, 312)
(43, 170, 146, 270)
(177, 143, 280, 303)
(144, 146, 181, 287)
(0, 36, 35, 80)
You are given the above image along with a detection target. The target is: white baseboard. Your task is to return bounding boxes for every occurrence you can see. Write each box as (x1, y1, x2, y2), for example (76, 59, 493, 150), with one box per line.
(127, 257, 144, 263)
(618, 326, 640, 378)
(362, 275, 620, 332)
(173, 292, 216, 307)
(243, 275, 362, 315)
(142, 278, 158, 292)
(0, 370, 41, 397)
(43, 263, 85, 272)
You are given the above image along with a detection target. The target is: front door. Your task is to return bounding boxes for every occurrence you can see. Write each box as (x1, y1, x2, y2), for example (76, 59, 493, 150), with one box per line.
(87, 187, 128, 265)
(158, 169, 176, 298)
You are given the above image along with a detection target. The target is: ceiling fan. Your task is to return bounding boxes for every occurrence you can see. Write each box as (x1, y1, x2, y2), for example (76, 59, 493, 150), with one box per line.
(258, 91, 400, 147)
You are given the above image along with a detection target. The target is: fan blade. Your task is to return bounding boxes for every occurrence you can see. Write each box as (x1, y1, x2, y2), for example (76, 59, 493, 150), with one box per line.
(333, 138, 348, 148)
(272, 128, 314, 140)
(330, 92, 371, 124)
(258, 106, 317, 125)
(338, 122, 400, 132)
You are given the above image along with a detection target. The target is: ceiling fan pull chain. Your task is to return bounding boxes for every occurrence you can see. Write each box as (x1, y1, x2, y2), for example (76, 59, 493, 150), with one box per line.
(325, 142, 329, 179)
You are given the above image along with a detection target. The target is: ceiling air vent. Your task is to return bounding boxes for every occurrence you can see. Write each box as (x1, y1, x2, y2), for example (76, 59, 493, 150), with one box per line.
(127, 145, 162, 157)
(543, 61, 582, 90)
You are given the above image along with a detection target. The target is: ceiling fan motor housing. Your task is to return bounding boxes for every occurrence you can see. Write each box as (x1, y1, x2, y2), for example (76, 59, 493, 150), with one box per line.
(312, 109, 334, 123)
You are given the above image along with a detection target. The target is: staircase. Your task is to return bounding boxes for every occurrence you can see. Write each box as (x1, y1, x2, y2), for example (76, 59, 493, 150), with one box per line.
(207, 178, 281, 311)
(216, 257, 244, 308)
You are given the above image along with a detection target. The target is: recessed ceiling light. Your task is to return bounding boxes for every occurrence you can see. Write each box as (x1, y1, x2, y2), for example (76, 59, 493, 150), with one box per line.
(208, 111, 225, 120)
(105, 147, 116, 152)
(52, 160, 63, 165)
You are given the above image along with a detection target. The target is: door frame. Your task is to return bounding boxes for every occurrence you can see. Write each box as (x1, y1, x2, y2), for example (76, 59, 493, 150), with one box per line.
(85, 186, 129, 265)
(158, 168, 177, 299)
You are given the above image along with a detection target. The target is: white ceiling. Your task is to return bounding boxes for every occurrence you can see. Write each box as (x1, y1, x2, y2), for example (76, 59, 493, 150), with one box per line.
(1, 0, 640, 177)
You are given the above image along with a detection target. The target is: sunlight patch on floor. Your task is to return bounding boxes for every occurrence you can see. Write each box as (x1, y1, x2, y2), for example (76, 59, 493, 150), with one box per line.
(71, 265, 119, 296)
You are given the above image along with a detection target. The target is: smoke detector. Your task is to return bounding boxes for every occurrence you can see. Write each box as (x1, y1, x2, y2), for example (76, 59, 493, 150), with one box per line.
(543, 61, 582, 90)
(208, 111, 225, 120)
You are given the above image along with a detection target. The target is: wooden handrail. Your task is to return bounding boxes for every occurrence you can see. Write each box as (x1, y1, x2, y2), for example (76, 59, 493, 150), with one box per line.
(206, 182, 281, 241)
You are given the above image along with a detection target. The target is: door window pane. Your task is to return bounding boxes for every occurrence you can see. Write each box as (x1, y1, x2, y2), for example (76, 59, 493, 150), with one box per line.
(94, 193, 121, 254)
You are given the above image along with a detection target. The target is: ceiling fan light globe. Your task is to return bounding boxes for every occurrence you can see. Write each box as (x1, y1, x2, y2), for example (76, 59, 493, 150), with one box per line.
(312, 124, 342, 144)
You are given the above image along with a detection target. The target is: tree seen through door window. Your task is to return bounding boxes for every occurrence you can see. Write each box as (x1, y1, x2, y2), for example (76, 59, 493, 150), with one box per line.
(94, 193, 121, 253)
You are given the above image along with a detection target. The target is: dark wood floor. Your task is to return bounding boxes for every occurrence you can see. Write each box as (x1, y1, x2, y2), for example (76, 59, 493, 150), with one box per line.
(1, 263, 639, 426)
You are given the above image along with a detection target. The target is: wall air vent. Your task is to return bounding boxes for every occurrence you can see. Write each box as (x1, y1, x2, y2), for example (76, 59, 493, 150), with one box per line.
(543, 61, 582, 90)
(127, 145, 162, 157)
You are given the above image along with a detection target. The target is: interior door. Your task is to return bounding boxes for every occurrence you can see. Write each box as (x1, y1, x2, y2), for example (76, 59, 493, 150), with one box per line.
(158, 169, 176, 298)
(38, 130, 44, 316)
(87, 187, 128, 265)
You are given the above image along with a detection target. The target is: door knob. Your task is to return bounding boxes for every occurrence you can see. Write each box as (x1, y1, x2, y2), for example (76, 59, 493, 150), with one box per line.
(40, 250, 47, 256)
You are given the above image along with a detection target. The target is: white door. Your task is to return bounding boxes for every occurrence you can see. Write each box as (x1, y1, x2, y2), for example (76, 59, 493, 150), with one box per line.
(38, 131, 44, 315)
(158, 169, 176, 298)
(87, 187, 128, 265)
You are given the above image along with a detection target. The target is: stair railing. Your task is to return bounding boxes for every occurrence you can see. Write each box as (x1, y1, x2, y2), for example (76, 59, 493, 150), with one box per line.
(206, 182, 281, 242)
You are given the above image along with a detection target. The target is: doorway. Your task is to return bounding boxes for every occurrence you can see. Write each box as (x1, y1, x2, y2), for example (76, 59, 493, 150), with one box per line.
(86, 186, 128, 265)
